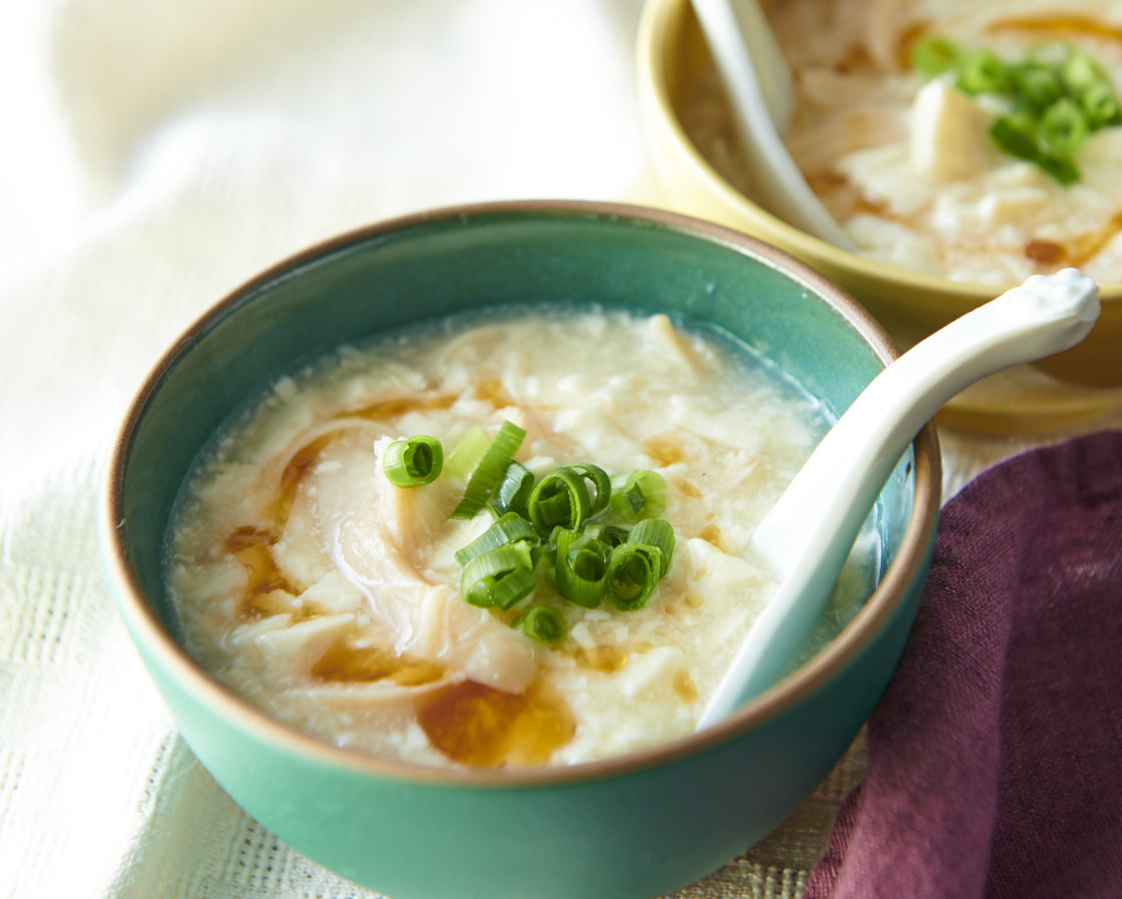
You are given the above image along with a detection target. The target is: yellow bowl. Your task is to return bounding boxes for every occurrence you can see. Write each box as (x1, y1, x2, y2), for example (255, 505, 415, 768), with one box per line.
(636, 0, 1122, 433)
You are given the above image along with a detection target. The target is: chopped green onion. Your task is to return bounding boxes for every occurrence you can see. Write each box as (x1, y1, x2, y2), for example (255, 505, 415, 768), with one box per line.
(454, 512, 539, 567)
(911, 35, 963, 77)
(990, 115, 1080, 185)
(382, 435, 443, 487)
(956, 48, 1007, 96)
(528, 468, 592, 534)
(1062, 50, 1104, 95)
(449, 420, 527, 520)
(988, 111, 1037, 156)
(609, 470, 667, 519)
(553, 528, 609, 608)
(565, 463, 612, 516)
(489, 461, 535, 517)
(585, 522, 630, 548)
(1009, 61, 1063, 111)
(444, 426, 490, 479)
(1037, 152, 1081, 187)
(1039, 97, 1089, 156)
(1058, 50, 1122, 125)
(514, 605, 568, 648)
(460, 542, 536, 609)
(627, 517, 675, 577)
(433, 431, 682, 641)
(914, 37, 1122, 185)
(605, 543, 661, 612)
(473, 566, 537, 610)
(1079, 79, 1122, 128)
(535, 524, 564, 571)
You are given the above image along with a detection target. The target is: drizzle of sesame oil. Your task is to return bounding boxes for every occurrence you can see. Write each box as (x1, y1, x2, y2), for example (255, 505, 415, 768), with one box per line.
(642, 436, 684, 466)
(1065, 210, 1122, 269)
(263, 433, 335, 531)
(673, 668, 700, 703)
(570, 644, 629, 674)
(223, 527, 299, 619)
(225, 432, 342, 619)
(990, 16, 1122, 44)
(473, 378, 514, 408)
(698, 523, 728, 552)
(352, 393, 457, 421)
(416, 680, 575, 768)
(311, 638, 445, 687)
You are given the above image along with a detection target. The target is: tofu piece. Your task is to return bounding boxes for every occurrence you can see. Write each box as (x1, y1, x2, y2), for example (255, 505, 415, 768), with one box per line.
(910, 79, 998, 182)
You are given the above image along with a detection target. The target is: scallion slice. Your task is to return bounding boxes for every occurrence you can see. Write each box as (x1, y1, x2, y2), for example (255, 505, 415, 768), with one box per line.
(382, 435, 443, 487)
(565, 463, 612, 516)
(609, 470, 667, 519)
(1079, 79, 1122, 128)
(454, 512, 539, 567)
(956, 48, 1007, 96)
(553, 528, 609, 608)
(627, 517, 675, 577)
(585, 522, 630, 548)
(444, 426, 490, 480)
(449, 420, 527, 520)
(990, 115, 1080, 185)
(472, 567, 538, 611)
(1009, 61, 1063, 111)
(911, 35, 963, 77)
(1059, 51, 1122, 125)
(1062, 50, 1104, 96)
(489, 460, 535, 517)
(605, 543, 662, 612)
(460, 542, 536, 609)
(514, 605, 568, 648)
(528, 468, 592, 534)
(1039, 96, 1089, 155)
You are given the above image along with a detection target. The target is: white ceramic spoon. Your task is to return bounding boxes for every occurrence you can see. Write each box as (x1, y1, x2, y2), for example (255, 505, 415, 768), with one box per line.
(697, 268, 1101, 729)
(690, 0, 857, 249)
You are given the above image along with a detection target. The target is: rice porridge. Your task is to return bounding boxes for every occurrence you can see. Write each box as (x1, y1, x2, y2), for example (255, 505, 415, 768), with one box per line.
(164, 308, 874, 768)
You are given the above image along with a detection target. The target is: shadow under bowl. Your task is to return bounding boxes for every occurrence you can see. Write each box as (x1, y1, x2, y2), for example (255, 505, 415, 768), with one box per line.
(101, 201, 940, 899)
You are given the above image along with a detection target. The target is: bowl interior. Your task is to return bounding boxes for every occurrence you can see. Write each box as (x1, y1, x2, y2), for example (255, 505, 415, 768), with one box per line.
(118, 204, 915, 651)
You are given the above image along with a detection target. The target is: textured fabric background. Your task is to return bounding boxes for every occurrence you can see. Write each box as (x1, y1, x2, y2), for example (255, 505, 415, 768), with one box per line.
(1, 2, 1117, 897)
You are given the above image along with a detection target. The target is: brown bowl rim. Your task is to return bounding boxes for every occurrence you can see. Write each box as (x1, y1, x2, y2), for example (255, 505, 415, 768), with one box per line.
(102, 198, 942, 788)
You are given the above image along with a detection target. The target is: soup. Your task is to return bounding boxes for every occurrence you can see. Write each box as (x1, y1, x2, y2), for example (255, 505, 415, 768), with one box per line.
(683, 0, 1122, 286)
(164, 308, 873, 768)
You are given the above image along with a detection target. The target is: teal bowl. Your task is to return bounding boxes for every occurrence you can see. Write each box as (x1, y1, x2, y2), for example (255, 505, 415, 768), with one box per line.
(101, 201, 940, 899)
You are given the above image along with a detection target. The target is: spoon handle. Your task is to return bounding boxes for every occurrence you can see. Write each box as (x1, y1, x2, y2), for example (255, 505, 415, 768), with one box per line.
(690, 0, 857, 249)
(698, 269, 1100, 728)
(691, 0, 792, 130)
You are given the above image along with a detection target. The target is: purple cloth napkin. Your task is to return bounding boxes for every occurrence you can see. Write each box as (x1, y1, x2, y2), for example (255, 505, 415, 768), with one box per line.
(805, 429, 1122, 899)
